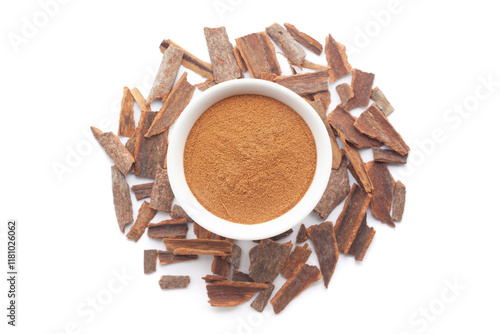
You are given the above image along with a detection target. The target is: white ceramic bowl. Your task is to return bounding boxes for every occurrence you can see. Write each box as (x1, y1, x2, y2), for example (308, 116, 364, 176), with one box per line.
(167, 79, 331, 240)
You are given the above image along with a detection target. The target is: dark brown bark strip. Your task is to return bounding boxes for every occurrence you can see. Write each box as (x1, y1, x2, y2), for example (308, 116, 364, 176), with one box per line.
(306, 222, 339, 288)
(325, 34, 351, 83)
(144, 249, 157, 274)
(147, 45, 183, 104)
(341, 137, 373, 192)
(202, 275, 227, 283)
(251, 283, 274, 312)
(212, 256, 230, 277)
(163, 239, 233, 256)
(371, 87, 394, 116)
(392, 180, 406, 222)
(275, 70, 329, 95)
(284, 23, 323, 55)
(224, 244, 241, 269)
(336, 83, 354, 107)
(170, 204, 194, 222)
(296, 224, 307, 243)
(118, 87, 135, 137)
(233, 46, 248, 72)
(157, 251, 198, 265)
(235, 32, 281, 79)
(91, 127, 134, 175)
(193, 223, 216, 240)
(147, 219, 188, 239)
(309, 101, 336, 140)
(366, 161, 395, 227)
(204, 27, 242, 83)
(346, 69, 375, 110)
(195, 79, 216, 92)
(281, 243, 312, 279)
(130, 87, 150, 111)
(206, 281, 268, 307)
(130, 182, 154, 200)
(126, 201, 157, 242)
(232, 269, 254, 282)
(373, 147, 408, 164)
(160, 39, 214, 80)
(348, 214, 375, 261)
(313, 90, 331, 113)
(266, 22, 306, 66)
(249, 240, 292, 283)
(150, 167, 175, 212)
(159, 275, 190, 289)
(111, 166, 133, 233)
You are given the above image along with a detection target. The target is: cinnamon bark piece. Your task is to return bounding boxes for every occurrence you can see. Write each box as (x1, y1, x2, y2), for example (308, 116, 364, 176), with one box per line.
(133, 111, 168, 179)
(309, 101, 335, 140)
(334, 184, 373, 253)
(306, 222, 339, 287)
(212, 256, 230, 277)
(348, 214, 375, 261)
(130, 182, 154, 200)
(270, 264, 322, 314)
(130, 87, 150, 112)
(206, 281, 268, 307)
(145, 72, 195, 137)
(224, 244, 242, 269)
(336, 83, 354, 106)
(147, 219, 188, 239)
(341, 137, 373, 193)
(330, 136, 344, 170)
(346, 69, 375, 110)
(163, 239, 233, 256)
(328, 104, 382, 148)
(126, 201, 157, 242)
(170, 204, 193, 222)
(298, 59, 329, 70)
(249, 239, 292, 283)
(373, 147, 408, 164)
(354, 104, 410, 156)
(260, 72, 277, 82)
(232, 269, 254, 282)
(284, 23, 323, 55)
(371, 87, 394, 116)
(195, 79, 216, 92)
(251, 283, 275, 312)
(313, 157, 351, 219)
(160, 39, 214, 80)
(233, 46, 248, 72)
(111, 166, 133, 233)
(266, 23, 306, 66)
(325, 34, 351, 83)
(118, 87, 135, 138)
(281, 243, 312, 279)
(235, 32, 281, 79)
(149, 167, 174, 212)
(204, 27, 242, 83)
(157, 251, 197, 265)
(202, 275, 227, 283)
(144, 249, 157, 274)
(313, 90, 331, 113)
(296, 224, 307, 243)
(193, 223, 216, 240)
(252, 228, 293, 243)
(275, 70, 329, 95)
(392, 181, 406, 222)
(147, 45, 183, 104)
(347, 163, 363, 187)
(91, 127, 134, 175)
(159, 275, 190, 289)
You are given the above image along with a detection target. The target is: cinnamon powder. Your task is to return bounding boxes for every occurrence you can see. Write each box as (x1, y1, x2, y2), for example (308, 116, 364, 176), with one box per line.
(184, 94, 317, 225)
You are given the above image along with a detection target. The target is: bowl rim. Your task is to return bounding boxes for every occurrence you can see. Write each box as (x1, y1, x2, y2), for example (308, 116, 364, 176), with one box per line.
(167, 78, 332, 240)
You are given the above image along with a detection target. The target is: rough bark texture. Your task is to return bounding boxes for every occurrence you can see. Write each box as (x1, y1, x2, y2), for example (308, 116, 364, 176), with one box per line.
(275, 70, 329, 95)
(91, 126, 134, 175)
(336, 83, 354, 106)
(130, 87, 151, 111)
(392, 180, 406, 222)
(130, 182, 154, 200)
(202, 275, 227, 283)
(163, 239, 233, 256)
(170, 204, 194, 222)
(158, 275, 190, 289)
(346, 69, 375, 110)
(249, 239, 292, 283)
(371, 87, 394, 116)
(224, 244, 241, 269)
(111, 166, 133, 233)
(206, 281, 268, 307)
(147, 45, 183, 104)
(212, 256, 230, 277)
(306, 222, 339, 288)
(233, 46, 248, 72)
(160, 39, 214, 80)
(281, 243, 312, 279)
(195, 79, 216, 92)
(253, 229, 293, 243)
(309, 100, 336, 140)
(235, 32, 281, 79)
(340, 137, 373, 193)
(147, 219, 188, 239)
(348, 214, 376, 261)
(373, 147, 408, 164)
(366, 161, 395, 227)
(126, 201, 157, 242)
(232, 269, 254, 282)
(251, 283, 275, 312)
(193, 223, 216, 240)
(157, 251, 198, 265)
(313, 90, 331, 113)
(144, 249, 157, 274)
(150, 167, 175, 212)
(314, 157, 350, 220)
(325, 34, 351, 83)
(296, 224, 308, 243)
(118, 87, 135, 137)
(266, 22, 306, 66)
(204, 27, 242, 83)
(284, 23, 323, 55)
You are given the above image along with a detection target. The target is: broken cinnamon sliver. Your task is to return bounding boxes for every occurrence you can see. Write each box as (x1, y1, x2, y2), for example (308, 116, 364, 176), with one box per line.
(206, 281, 268, 307)
(296, 224, 307, 243)
(284, 23, 323, 55)
(306, 222, 339, 288)
(130, 182, 154, 200)
(270, 264, 323, 314)
(235, 32, 281, 79)
(325, 34, 352, 83)
(204, 27, 242, 83)
(202, 275, 227, 283)
(145, 72, 195, 137)
(346, 69, 375, 110)
(147, 45, 183, 105)
(392, 180, 406, 222)
(249, 239, 292, 283)
(313, 90, 331, 113)
(281, 243, 312, 279)
(371, 87, 394, 116)
(340, 137, 373, 193)
(355, 104, 410, 156)
(212, 256, 229, 277)
(232, 269, 254, 282)
(163, 239, 233, 256)
(266, 23, 306, 66)
(126, 201, 157, 242)
(118, 87, 135, 138)
(251, 283, 275, 312)
(260, 72, 277, 82)
(159, 275, 190, 289)
(336, 83, 354, 107)
(195, 79, 216, 92)
(170, 204, 193, 222)
(348, 214, 376, 261)
(144, 250, 157, 274)
(147, 219, 188, 239)
(157, 251, 198, 265)
(334, 184, 373, 253)
(111, 166, 133, 233)
(130, 87, 150, 112)
(275, 70, 329, 95)
(91, 126, 134, 175)
(372, 147, 408, 164)
(160, 39, 214, 80)
(224, 244, 242, 269)
(233, 46, 248, 72)
(193, 223, 216, 240)
(309, 101, 336, 140)
(150, 167, 175, 212)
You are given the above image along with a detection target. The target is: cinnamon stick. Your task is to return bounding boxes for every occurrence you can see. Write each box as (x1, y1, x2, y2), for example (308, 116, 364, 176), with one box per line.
(204, 27, 242, 83)
(147, 45, 183, 104)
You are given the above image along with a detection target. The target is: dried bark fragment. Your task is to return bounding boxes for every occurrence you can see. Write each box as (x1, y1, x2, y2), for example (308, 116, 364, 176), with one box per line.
(149, 167, 174, 212)
(233, 46, 248, 72)
(392, 180, 406, 222)
(195, 79, 216, 92)
(133, 111, 168, 179)
(260, 72, 277, 82)
(330, 136, 344, 170)
(306, 222, 339, 287)
(336, 83, 354, 107)
(170, 204, 193, 222)
(334, 184, 373, 253)
(147, 45, 183, 104)
(251, 283, 274, 312)
(212, 256, 230, 277)
(160, 39, 214, 80)
(224, 244, 241, 269)
(347, 163, 363, 187)
(325, 34, 351, 83)
(163, 239, 233, 256)
(341, 137, 373, 193)
(266, 23, 306, 66)
(346, 69, 375, 110)
(159, 275, 190, 289)
(328, 105, 382, 148)
(281, 243, 312, 279)
(144, 249, 157, 274)
(146, 72, 195, 137)
(253, 229, 293, 243)
(126, 201, 157, 242)
(249, 239, 292, 283)
(147, 219, 188, 239)
(309, 101, 335, 140)
(371, 87, 394, 116)
(313, 90, 331, 113)
(235, 32, 281, 79)
(314, 157, 351, 220)
(275, 70, 329, 95)
(130, 87, 150, 111)
(284, 23, 323, 55)
(157, 251, 197, 265)
(354, 104, 410, 156)
(298, 59, 329, 70)
(270, 264, 322, 314)
(118, 87, 135, 137)
(193, 223, 216, 240)
(206, 281, 268, 307)
(91, 126, 134, 175)
(348, 214, 375, 261)
(232, 269, 254, 282)
(111, 166, 133, 233)
(202, 275, 227, 283)
(204, 27, 242, 83)
(130, 182, 154, 200)
(373, 147, 408, 164)
(296, 224, 307, 243)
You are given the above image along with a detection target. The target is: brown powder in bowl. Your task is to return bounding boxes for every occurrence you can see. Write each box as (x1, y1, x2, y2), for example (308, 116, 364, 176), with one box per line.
(183, 94, 317, 225)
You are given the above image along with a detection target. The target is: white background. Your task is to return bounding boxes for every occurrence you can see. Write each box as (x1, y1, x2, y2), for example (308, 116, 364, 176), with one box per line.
(1, 0, 499, 333)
